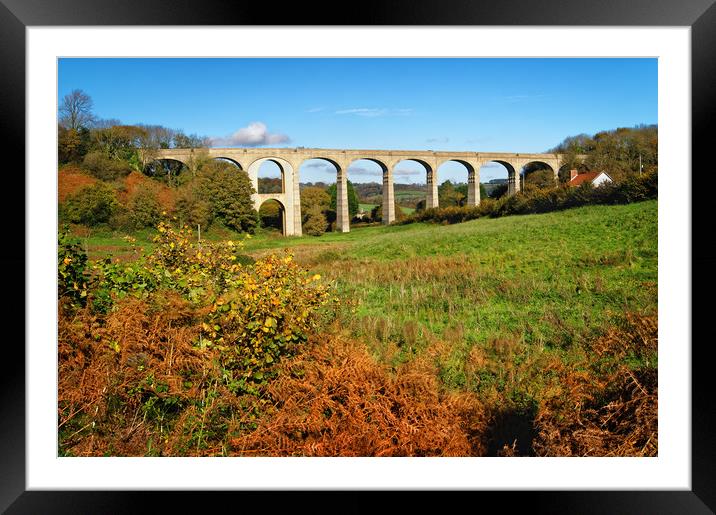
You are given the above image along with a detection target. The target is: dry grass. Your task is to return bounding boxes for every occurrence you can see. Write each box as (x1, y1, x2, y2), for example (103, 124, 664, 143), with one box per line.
(532, 313, 658, 456)
(59, 293, 657, 457)
(58, 295, 239, 456)
(230, 328, 488, 457)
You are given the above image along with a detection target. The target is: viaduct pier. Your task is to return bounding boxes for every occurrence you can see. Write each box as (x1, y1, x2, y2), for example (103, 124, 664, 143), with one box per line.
(152, 147, 571, 236)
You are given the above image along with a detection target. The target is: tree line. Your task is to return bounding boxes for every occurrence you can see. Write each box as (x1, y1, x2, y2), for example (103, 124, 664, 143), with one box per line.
(58, 89, 657, 235)
(548, 124, 658, 182)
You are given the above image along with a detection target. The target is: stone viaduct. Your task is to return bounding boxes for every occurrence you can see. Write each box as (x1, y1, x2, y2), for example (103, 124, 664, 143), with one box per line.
(151, 147, 570, 236)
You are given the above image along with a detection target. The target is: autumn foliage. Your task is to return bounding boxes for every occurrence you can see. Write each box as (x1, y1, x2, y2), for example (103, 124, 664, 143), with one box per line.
(58, 221, 657, 457)
(58, 221, 332, 456)
(58, 165, 98, 203)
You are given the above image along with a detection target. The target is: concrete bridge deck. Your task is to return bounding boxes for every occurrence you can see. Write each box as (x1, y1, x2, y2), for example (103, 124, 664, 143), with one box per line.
(151, 146, 573, 236)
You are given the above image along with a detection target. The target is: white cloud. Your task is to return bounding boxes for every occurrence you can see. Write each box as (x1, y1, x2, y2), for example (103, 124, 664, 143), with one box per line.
(211, 122, 290, 147)
(394, 169, 423, 177)
(426, 137, 449, 144)
(306, 107, 325, 113)
(304, 161, 331, 169)
(348, 166, 381, 176)
(346, 166, 422, 178)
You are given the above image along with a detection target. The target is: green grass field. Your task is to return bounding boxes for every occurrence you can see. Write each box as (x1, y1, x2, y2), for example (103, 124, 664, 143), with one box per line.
(394, 189, 425, 200)
(359, 203, 414, 215)
(242, 201, 657, 373)
(78, 201, 657, 380)
(67, 200, 657, 455)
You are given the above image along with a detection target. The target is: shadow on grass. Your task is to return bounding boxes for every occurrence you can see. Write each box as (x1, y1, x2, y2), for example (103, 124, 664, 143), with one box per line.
(485, 404, 538, 457)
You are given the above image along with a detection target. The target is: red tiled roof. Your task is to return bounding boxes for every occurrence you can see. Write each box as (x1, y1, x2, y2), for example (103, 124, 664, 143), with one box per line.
(570, 172, 601, 186)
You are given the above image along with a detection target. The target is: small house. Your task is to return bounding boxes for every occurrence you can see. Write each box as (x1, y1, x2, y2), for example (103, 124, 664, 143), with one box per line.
(568, 169, 613, 187)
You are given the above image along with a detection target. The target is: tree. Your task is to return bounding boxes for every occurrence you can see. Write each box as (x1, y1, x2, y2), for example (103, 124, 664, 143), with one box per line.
(127, 187, 163, 228)
(548, 125, 658, 182)
(370, 200, 406, 223)
(59, 89, 97, 130)
(63, 183, 118, 226)
(489, 184, 508, 199)
(143, 159, 190, 187)
(258, 201, 283, 231)
(135, 124, 180, 171)
(327, 181, 359, 219)
(257, 177, 283, 194)
(58, 126, 91, 164)
(300, 187, 331, 214)
(92, 125, 147, 162)
(175, 185, 213, 229)
(438, 180, 466, 207)
(303, 204, 328, 236)
(174, 131, 210, 149)
(523, 168, 557, 192)
(194, 161, 258, 233)
(299, 187, 331, 235)
(82, 151, 133, 181)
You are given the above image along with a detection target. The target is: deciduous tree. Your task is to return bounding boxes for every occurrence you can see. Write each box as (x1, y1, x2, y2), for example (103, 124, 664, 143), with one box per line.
(194, 161, 258, 233)
(59, 89, 97, 130)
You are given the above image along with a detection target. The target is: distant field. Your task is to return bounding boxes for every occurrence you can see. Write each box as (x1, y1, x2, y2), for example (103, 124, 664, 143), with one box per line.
(394, 189, 425, 203)
(358, 203, 414, 215)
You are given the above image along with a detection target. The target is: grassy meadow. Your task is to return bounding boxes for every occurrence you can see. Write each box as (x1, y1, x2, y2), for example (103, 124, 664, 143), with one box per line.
(76, 200, 657, 384)
(244, 201, 657, 386)
(64, 200, 657, 456)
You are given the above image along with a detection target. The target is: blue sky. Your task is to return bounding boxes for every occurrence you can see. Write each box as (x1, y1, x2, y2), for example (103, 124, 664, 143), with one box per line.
(58, 58, 657, 184)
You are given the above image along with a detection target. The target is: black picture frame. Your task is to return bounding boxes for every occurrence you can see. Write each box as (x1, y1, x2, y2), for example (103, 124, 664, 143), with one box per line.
(3, 1, 714, 512)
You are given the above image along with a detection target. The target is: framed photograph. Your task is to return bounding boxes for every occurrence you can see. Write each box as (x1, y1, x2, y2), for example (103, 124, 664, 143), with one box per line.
(5, 0, 714, 512)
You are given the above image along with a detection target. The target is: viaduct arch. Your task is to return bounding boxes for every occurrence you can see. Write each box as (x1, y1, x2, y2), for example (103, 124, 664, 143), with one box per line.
(149, 147, 577, 236)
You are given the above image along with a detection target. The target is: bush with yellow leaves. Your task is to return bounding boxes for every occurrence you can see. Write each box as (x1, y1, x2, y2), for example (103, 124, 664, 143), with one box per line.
(59, 219, 333, 455)
(203, 256, 330, 394)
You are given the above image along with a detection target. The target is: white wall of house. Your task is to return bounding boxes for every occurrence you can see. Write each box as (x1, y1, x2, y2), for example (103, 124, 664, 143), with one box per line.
(592, 172, 613, 187)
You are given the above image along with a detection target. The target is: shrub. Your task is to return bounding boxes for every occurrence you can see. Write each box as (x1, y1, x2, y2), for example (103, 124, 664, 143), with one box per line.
(175, 185, 213, 229)
(303, 204, 328, 236)
(397, 171, 658, 226)
(203, 254, 331, 392)
(58, 220, 333, 456)
(108, 207, 135, 232)
(58, 228, 89, 308)
(128, 187, 163, 228)
(370, 200, 406, 223)
(64, 182, 118, 226)
(82, 151, 133, 181)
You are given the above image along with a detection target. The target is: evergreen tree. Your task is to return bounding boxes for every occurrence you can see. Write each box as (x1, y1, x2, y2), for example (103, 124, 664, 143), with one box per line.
(327, 181, 360, 218)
